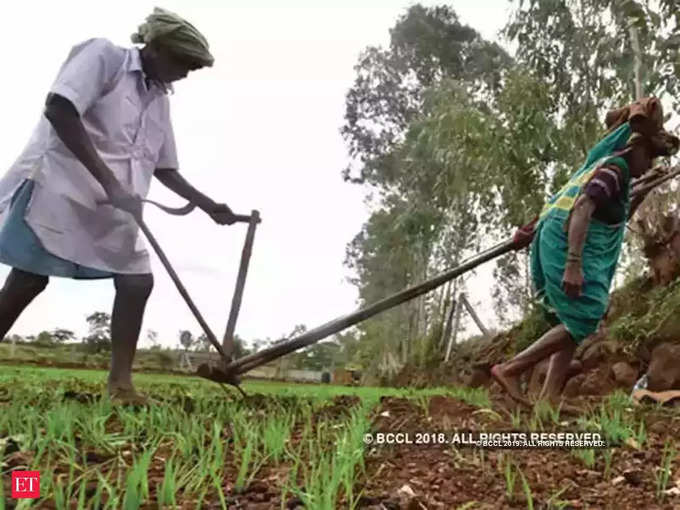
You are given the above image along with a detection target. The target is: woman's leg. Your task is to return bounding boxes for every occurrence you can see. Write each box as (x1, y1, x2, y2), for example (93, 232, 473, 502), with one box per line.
(0, 268, 49, 337)
(538, 342, 576, 402)
(109, 273, 153, 398)
(491, 324, 573, 405)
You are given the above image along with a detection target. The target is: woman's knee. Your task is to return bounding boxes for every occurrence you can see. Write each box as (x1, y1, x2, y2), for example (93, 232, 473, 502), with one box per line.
(114, 273, 154, 299)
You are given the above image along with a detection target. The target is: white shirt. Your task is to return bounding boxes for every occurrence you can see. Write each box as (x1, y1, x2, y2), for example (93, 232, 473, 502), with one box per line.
(0, 38, 179, 274)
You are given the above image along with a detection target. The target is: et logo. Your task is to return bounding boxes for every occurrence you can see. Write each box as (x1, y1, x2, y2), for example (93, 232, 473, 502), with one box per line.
(11, 471, 40, 498)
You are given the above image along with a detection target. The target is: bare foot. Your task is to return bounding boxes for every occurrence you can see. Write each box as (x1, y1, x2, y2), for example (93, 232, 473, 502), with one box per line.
(491, 364, 531, 407)
(107, 385, 154, 406)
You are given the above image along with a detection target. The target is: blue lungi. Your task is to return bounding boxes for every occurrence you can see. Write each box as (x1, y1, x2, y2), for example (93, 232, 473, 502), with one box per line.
(0, 179, 113, 279)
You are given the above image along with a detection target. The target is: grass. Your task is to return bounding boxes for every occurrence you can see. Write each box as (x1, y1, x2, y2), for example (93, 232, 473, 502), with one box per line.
(533, 399, 561, 426)
(0, 363, 678, 507)
(518, 467, 534, 510)
(572, 448, 596, 468)
(285, 399, 372, 509)
(262, 411, 294, 464)
(503, 457, 517, 501)
(509, 408, 522, 428)
(0, 364, 473, 507)
(545, 486, 570, 509)
(602, 448, 614, 480)
(655, 439, 676, 502)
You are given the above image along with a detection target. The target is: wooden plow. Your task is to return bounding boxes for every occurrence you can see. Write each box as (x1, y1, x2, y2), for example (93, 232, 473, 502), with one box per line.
(136, 165, 680, 395)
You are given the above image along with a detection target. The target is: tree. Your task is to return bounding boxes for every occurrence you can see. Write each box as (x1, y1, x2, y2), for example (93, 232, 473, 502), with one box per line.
(6, 334, 23, 344)
(251, 339, 267, 353)
(402, 71, 582, 320)
(285, 324, 307, 339)
(51, 329, 75, 343)
(231, 335, 250, 358)
(146, 329, 160, 350)
(333, 330, 362, 366)
(84, 311, 111, 353)
(195, 333, 211, 352)
(34, 331, 54, 347)
(342, 4, 512, 185)
(179, 330, 193, 350)
(505, 0, 680, 119)
(294, 341, 342, 371)
(340, 4, 516, 367)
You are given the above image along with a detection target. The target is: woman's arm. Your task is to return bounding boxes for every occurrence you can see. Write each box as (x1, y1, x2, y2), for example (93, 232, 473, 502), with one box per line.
(44, 93, 140, 217)
(153, 168, 216, 210)
(45, 94, 119, 193)
(154, 168, 238, 224)
(563, 195, 596, 298)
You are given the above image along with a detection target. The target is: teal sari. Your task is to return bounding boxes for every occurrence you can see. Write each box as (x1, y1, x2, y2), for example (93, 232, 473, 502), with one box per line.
(529, 123, 632, 343)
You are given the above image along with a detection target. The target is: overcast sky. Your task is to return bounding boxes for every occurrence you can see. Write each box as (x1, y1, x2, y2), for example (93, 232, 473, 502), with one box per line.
(0, 0, 512, 348)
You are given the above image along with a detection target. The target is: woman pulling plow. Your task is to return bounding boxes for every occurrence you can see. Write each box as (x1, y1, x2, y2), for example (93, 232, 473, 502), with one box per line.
(491, 98, 679, 409)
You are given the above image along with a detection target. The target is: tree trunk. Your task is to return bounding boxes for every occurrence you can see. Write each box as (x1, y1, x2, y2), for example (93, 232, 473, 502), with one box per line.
(441, 296, 457, 352)
(439, 280, 449, 320)
(441, 278, 459, 350)
(445, 295, 464, 362)
(461, 294, 489, 337)
(442, 280, 452, 320)
(439, 280, 453, 348)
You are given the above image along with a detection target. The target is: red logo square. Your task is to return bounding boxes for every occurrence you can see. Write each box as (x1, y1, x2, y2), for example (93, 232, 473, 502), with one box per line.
(11, 471, 40, 498)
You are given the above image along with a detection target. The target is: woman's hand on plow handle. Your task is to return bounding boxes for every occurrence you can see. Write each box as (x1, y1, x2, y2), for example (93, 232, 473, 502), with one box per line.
(512, 216, 539, 250)
(106, 183, 143, 221)
(202, 201, 240, 225)
(562, 260, 583, 298)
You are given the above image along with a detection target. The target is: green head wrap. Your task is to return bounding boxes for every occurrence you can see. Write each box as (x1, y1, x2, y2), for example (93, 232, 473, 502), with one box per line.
(131, 7, 214, 68)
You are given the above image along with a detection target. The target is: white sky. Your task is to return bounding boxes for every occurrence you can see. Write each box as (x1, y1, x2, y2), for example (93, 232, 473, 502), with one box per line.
(0, 0, 512, 348)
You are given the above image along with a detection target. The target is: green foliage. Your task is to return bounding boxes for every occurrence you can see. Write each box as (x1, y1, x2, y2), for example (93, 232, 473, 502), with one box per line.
(83, 311, 111, 353)
(342, 4, 511, 185)
(339, 5, 521, 366)
(152, 350, 175, 369)
(9, 364, 680, 507)
(518, 467, 534, 510)
(51, 329, 75, 344)
(492, 251, 532, 323)
(231, 335, 251, 358)
(608, 277, 680, 351)
(291, 341, 341, 371)
(655, 439, 676, 502)
(572, 448, 596, 468)
(503, 458, 517, 501)
(505, 0, 680, 118)
(33, 331, 55, 347)
(262, 412, 293, 465)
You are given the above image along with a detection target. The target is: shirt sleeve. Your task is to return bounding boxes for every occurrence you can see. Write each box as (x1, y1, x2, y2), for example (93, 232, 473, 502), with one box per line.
(156, 96, 179, 170)
(49, 38, 125, 116)
(156, 122, 179, 169)
(583, 163, 623, 209)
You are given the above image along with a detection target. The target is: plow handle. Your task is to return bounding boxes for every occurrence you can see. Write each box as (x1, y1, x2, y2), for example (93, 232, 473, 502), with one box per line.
(225, 238, 517, 375)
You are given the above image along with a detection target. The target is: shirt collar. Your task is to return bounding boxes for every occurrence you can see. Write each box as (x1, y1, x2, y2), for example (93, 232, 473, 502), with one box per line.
(129, 47, 174, 95)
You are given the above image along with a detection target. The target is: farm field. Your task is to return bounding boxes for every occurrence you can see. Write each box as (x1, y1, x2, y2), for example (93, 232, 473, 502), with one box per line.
(0, 366, 678, 509)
